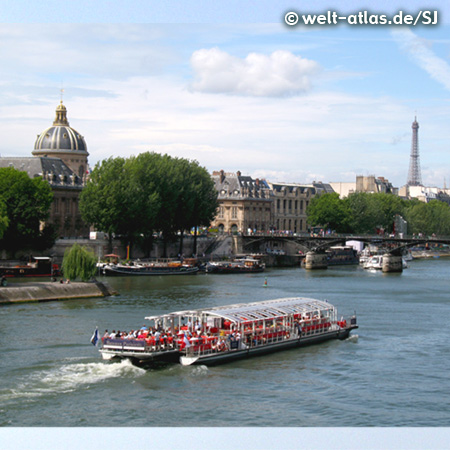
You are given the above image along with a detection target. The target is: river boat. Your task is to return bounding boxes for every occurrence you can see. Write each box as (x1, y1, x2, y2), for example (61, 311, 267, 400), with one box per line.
(99, 297, 357, 367)
(0, 256, 59, 278)
(326, 245, 359, 265)
(205, 257, 265, 274)
(363, 255, 408, 270)
(363, 255, 383, 270)
(101, 261, 199, 276)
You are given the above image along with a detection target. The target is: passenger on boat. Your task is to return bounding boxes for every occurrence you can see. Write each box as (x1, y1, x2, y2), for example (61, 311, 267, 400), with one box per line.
(216, 337, 226, 352)
(137, 330, 148, 339)
(154, 330, 161, 349)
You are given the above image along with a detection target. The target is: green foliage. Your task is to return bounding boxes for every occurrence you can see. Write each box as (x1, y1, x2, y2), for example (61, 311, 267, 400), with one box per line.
(0, 197, 8, 240)
(306, 193, 352, 232)
(0, 167, 54, 256)
(307, 191, 450, 236)
(79, 152, 218, 257)
(346, 193, 408, 234)
(404, 200, 450, 235)
(62, 243, 97, 282)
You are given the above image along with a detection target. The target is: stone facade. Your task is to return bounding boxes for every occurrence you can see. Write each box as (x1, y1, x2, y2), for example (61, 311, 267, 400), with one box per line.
(356, 175, 396, 194)
(269, 182, 316, 234)
(210, 171, 319, 235)
(211, 170, 273, 234)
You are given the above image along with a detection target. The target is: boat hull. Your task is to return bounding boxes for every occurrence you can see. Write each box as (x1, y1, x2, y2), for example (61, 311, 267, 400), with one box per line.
(102, 266, 199, 276)
(180, 326, 357, 366)
(100, 348, 181, 366)
(206, 266, 265, 274)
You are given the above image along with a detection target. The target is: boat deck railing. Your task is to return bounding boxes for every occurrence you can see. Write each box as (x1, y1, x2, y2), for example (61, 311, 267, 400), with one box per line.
(102, 316, 355, 357)
(102, 338, 178, 354)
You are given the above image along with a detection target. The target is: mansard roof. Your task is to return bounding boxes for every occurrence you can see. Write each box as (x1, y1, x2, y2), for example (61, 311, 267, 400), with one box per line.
(212, 170, 271, 200)
(0, 157, 84, 190)
(270, 182, 315, 195)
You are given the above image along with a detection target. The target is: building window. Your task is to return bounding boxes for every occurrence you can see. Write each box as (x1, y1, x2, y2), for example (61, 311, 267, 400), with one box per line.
(232, 206, 238, 219)
(218, 206, 224, 218)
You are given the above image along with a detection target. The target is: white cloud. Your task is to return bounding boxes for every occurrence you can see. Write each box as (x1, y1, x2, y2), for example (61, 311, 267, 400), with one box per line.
(391, 28, 450, 92)
(1, 24, 450, 188)
(189, 48, 321, 97)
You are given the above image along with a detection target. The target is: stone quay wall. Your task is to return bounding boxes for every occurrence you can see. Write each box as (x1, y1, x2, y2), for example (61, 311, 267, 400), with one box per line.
(0, 281, 118, 305)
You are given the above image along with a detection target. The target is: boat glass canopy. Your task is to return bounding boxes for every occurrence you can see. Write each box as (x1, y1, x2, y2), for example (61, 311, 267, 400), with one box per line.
(146, 297, 335, 325)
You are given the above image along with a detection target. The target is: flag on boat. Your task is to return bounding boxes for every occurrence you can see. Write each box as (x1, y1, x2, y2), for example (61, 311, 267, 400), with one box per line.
(91, 327, 99, 346)
(183, 333, 191, 348)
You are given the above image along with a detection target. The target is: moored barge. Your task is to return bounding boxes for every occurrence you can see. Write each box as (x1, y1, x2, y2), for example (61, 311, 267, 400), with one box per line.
(0, 256, 59, 278)
(101, 261, 199, 276)
(205, 257, 265, 274)
(99, 297, 357, 367)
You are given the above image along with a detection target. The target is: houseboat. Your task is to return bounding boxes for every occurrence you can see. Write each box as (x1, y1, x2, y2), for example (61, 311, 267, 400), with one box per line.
(205, 257, 265, 274)
(101, 260, 198, 276)
(326, 245, 359, 265)
(99, 297, 357, 367)
(0, 256, 59, 278)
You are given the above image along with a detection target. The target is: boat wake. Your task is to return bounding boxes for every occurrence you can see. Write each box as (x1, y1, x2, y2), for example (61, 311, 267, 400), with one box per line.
(346, 334, 359, 342)
(0, 359, 145, 403)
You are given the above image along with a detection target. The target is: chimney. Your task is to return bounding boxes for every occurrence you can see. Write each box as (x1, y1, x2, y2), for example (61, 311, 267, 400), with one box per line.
(220, 169, 225, 183)
(255, 178, 260, 187)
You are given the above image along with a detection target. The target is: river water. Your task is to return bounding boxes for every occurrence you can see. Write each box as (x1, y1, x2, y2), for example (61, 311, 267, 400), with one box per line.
(1, 259, 449, 444)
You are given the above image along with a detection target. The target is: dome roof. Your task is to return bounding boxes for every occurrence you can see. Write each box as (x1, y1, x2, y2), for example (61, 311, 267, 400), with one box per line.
(33, 101, 88, 153)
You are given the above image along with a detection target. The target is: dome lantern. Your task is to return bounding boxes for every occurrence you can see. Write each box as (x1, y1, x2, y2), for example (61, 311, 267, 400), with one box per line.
(53, 101, 69, 126)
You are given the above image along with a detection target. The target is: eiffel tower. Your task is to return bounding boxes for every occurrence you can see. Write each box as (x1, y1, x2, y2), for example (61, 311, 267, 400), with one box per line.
(407, 116, 422, 186)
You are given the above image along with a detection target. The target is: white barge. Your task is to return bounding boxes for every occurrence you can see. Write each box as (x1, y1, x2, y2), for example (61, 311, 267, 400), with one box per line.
(100, 297, 357, 367)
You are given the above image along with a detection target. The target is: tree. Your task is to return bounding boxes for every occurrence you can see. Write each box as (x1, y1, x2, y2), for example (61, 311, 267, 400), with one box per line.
(306, 193, 352, 232)
(62, 243, 97, 281)
(0, 167, 53, 256)
(79, 152, 218, 258)
(404, 200, 450, 236)
(79, 157, 127, 250)
(183, 162, 218, 255)
(346, 193, 408, 234)
(0, 198, 8, 240)
(346, 193, 378, 234)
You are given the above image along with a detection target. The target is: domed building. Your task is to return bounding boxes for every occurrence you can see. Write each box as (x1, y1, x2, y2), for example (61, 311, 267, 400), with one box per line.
(0, 101, 90, 238)
(33, 101, 89, 180)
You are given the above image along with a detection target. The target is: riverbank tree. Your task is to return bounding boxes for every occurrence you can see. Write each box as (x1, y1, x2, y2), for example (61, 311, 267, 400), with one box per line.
(79, 152, 218, 257)
(0, 167, 54, 257)
(307, 192, 450, 236)
(62, 243, 97, 281)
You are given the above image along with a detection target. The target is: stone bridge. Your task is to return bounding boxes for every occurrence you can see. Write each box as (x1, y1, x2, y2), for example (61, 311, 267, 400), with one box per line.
(238, 234, 450, 272)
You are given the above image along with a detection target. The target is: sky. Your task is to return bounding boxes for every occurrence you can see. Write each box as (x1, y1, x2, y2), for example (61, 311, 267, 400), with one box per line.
(0, 2, 449, 189)
(2, 1, 450, 449)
